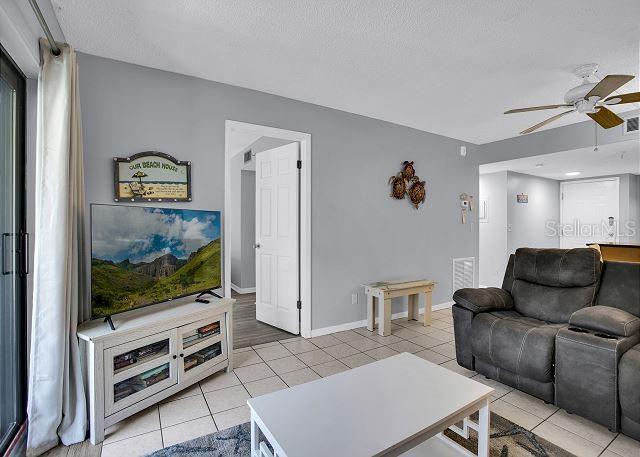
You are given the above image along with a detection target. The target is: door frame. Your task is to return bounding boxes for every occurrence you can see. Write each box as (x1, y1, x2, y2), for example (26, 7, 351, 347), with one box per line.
(560, 177, 620, 248)
(224, 120, 312, 338)
(0, 43, 27, 455)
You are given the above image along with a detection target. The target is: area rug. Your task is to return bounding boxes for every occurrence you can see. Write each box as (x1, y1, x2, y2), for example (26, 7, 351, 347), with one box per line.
(148, 412, 575, 457)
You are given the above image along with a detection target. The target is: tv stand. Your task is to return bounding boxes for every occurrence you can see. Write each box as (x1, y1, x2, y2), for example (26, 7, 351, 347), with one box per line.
(104, 316, 115, 331)
(77, 296, 235, 444)
(197, 289, 222, 299)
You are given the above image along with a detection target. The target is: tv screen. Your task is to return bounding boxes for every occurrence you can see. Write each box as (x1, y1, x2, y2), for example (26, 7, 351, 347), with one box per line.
(91, 204, 221, 319)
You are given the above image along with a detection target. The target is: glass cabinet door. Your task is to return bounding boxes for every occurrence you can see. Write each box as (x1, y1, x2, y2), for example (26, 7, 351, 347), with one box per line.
(104, 330, 178, 415)
(177, 316, 227, 382)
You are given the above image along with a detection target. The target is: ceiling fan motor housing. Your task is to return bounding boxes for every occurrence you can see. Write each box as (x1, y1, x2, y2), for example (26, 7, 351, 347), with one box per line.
(564, 82, 598, 105)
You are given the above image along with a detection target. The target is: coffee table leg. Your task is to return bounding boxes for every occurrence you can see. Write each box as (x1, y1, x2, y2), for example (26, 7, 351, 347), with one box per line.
(250, 409, 259, 457)
(478, 398, 490, 457)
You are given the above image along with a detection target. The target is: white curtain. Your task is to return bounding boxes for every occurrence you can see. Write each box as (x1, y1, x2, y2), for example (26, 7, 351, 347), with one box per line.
(27, 38, 87, 455)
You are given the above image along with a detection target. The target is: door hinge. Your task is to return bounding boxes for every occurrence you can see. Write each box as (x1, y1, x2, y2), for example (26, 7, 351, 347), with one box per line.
(297, 300, 302, 309)
(297, 160, 302, 169)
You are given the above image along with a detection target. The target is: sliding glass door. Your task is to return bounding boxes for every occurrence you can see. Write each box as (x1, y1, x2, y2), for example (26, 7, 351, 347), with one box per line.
(0, 44, 27, 454)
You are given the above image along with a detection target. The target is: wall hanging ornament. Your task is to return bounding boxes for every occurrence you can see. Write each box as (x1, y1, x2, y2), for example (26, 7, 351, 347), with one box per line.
(113, 151, 192, 202)
(407, 177, 426, 209)
(388, 173, 407, 199)
(401, 161, 415, 181)
(388, 161, 427, 209)
(459, 193, 474, 224)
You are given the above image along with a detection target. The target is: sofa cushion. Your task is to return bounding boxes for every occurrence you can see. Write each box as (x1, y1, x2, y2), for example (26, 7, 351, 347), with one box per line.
(514, 248, 601, 287)
(619, 344, 640, 423)
(511, 280, 599, 323)
(597, 261, 640, 318)
(471, 312, 564, 383)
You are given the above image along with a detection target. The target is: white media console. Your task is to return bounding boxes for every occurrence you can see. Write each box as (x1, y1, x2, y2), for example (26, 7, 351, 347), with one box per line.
(77, 296, 234, 444)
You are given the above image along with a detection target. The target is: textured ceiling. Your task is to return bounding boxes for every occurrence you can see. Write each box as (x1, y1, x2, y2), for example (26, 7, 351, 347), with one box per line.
(52, 0, 640, 143)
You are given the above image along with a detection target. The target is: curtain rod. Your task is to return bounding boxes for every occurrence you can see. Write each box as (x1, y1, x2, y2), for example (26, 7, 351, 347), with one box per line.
(27, 0, 61, 56)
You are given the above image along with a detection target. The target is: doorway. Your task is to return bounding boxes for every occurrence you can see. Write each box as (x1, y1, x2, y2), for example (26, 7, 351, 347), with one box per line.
(0, 45, 27, 454)
(560, 178, 620, 248)
(225, 121, 312, 342)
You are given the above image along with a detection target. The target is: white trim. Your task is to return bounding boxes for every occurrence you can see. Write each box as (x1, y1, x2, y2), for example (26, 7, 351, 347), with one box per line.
(230, 283, 256, 294)
(559, 176, 620, 248)
(309, 301, 454, 337)
(225, 120, 312, 338)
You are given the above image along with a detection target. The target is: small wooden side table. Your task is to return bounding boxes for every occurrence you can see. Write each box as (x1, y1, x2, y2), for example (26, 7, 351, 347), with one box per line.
(364, 279, 436, 336)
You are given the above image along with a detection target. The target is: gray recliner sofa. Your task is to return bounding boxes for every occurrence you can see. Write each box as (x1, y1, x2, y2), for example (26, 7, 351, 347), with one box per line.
(452, 247, 640, 438)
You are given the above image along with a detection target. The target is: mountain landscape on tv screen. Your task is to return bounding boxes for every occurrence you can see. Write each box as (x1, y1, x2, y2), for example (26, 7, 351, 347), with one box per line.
(91, 206, 221, 318)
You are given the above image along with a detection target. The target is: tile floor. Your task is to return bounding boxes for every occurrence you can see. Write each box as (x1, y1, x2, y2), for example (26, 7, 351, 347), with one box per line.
(49, 308, 640, 457)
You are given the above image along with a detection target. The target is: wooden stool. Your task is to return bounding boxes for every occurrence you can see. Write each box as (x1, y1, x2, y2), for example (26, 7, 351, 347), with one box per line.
(364, 279, 436, 336)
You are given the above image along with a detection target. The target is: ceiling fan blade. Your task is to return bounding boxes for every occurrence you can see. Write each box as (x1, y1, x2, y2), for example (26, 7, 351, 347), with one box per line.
(520, 110, 575, 134)
(587, 106, 624, 129)
(585, 75, 635, 100)
(505, 104, 573, 114)
(603, 92, 640, 105)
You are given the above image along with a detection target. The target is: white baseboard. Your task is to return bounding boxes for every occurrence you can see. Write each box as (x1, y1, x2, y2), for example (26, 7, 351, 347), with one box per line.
(309, 301, 454, 338)
(230, 283, 256, 294)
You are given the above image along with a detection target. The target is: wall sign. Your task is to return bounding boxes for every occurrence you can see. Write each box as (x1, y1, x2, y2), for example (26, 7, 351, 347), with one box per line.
(113, 151, 192, 202)
(516, 193, 528, 203)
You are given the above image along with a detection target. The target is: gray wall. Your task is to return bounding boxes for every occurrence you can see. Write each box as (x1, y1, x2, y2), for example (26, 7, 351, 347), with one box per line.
(478, 112, 639, 164)
(229, 151, 244, 287)
(76, 53, 479, 330)
(507, 171, 560, 253)
(240, 170, 256, 289)
(478, 172, 508, 287)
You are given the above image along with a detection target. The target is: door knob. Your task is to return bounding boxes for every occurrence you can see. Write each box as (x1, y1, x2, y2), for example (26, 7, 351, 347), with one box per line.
(253, 243, 261, 249)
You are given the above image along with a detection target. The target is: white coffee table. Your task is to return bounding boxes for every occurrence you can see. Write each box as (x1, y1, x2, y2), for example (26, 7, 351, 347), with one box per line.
(247, 352, 493, 457)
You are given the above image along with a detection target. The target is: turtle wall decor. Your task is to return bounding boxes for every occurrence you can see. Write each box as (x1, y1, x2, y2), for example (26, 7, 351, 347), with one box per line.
(388, 161, 427, 209)
(388, 173, 407, 199)
(407, 176, 426, 209)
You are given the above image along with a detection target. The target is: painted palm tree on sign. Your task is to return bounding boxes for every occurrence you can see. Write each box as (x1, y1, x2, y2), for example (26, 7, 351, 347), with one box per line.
(129, 171, 148, 196)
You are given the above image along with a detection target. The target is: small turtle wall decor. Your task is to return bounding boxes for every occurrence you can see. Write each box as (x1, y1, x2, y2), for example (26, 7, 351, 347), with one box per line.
(407, 177, 426, 209)
(388, 161, 427, 209)
(388, 173, 407, 199)
(401, 161, 415, 181)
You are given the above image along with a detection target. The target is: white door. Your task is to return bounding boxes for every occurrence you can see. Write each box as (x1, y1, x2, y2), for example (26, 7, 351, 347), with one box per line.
(255, 143, 300, 334)
(560, 178, 619, 249)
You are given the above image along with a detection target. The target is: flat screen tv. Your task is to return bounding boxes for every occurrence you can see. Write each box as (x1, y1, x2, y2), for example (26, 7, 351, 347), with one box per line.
(91, 204, 222, 319)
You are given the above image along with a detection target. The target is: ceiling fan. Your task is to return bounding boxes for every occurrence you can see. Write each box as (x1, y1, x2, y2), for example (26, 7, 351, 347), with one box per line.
(505, 64, 639, 134)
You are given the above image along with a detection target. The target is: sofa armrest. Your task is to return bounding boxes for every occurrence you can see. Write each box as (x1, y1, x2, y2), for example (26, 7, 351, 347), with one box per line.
(569, 305, 640, 337)
(452, 287, 514, 313)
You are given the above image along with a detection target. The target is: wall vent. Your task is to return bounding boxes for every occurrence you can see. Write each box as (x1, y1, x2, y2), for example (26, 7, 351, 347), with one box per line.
(624, 116, 639, 135)
(453, 257, 475, 294)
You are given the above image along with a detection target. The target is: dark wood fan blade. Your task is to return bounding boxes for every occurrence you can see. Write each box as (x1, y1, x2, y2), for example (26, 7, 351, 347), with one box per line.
(604, 92, 640, 105)
(520, 110, 574, 134)
(587, 107, 624, 129)
(505, 104, 573, 114)
(585, 75, 635, 100)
